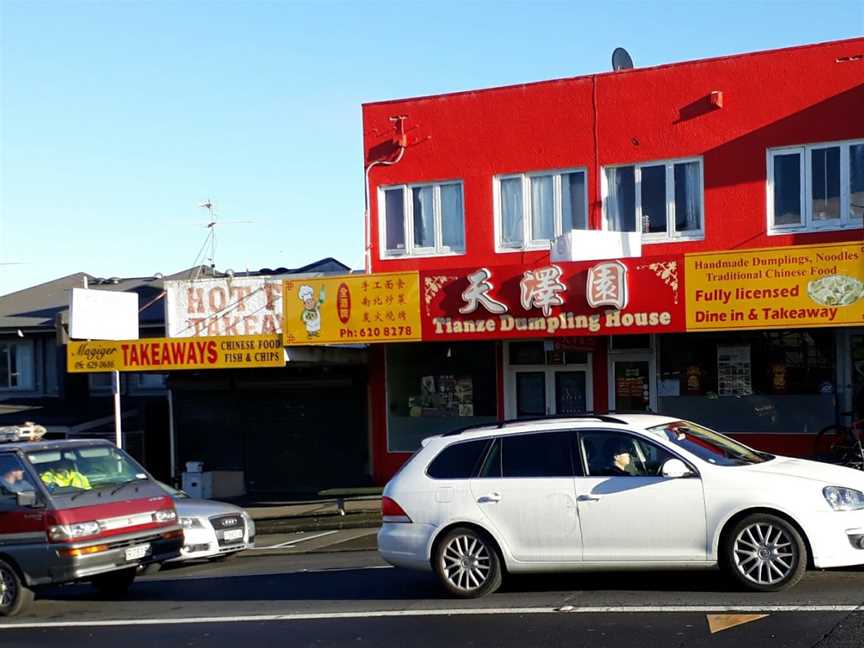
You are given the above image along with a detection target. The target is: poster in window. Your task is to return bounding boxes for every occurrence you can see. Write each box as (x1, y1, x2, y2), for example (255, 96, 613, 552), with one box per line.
(717, 345, 752, 396)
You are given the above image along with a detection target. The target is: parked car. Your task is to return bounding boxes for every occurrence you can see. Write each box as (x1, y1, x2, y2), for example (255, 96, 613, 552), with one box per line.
(158, 482, 255, 561)
(378, 414, 864, 597)
(0, 425, 182, 616)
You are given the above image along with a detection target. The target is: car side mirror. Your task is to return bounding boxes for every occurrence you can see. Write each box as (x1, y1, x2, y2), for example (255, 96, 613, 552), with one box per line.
(661, 459, 693, 479)
(16, 491, 38, 507)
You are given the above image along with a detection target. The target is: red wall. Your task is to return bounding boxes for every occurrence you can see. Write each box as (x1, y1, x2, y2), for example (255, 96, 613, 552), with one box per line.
(362, 38, 864, 484)
(363, 37, 864, 274)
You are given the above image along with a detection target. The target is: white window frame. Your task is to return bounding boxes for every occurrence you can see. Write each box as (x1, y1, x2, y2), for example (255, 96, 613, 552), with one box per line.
(601, 156, 705, 244)
(767, 139, 864, 235)
(0, 340, 35, 391)
(493, 167, 589, 252)
(378, 180, 465, 258)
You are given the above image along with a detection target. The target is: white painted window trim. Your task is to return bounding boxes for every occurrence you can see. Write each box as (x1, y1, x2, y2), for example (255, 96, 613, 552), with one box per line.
(601, 156, 705, 244)
(378, 180, 466, 259)
(0, 340, 35, 391)
(767, 138, 864, 235)
(493, 167, 589, 253)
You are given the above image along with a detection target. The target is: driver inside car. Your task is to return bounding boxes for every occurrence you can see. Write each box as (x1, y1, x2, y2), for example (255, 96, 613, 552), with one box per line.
(40, 459, 91, 490)
(605, 440, 641, 476)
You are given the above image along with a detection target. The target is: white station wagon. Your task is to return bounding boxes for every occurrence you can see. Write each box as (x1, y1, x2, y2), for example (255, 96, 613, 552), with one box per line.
(378, 414, 864, 597)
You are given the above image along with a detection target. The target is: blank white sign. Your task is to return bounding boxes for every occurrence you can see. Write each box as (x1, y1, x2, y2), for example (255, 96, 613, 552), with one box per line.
(69, 288, 139, 340)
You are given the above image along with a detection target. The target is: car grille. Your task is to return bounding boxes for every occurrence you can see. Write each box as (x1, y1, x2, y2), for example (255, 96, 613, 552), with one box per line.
(210, 514, 245, 546)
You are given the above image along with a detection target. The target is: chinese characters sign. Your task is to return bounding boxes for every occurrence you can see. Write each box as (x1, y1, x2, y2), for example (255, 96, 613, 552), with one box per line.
(685, 242, 864, 331)
(67, 335, 284, 372)
(421, 257, 684, 340)
(282, 272, 422, 344)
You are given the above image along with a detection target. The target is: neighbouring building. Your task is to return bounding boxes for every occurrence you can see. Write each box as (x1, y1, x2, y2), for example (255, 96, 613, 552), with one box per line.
(360, 37, 864, 483)
(0, 258, 373, 494)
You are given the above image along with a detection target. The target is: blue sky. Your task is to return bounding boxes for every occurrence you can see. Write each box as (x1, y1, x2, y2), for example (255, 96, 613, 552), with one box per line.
(1, 1, 861, 296)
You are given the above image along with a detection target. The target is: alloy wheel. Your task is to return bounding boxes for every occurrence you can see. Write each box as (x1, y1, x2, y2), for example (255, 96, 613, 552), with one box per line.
(732, 522, 797, 585)
(441, 534, 492, 592)
(0, 564, 17, 610)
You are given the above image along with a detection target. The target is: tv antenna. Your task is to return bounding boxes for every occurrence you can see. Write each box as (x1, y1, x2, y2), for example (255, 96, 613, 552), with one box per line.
(194, 199, 254, 271)
(612, 47, 634, 71)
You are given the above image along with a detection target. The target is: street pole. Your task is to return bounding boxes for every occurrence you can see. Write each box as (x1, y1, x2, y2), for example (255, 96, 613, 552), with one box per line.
(112, 370, 122, 448)
(168, 389, 176, 482)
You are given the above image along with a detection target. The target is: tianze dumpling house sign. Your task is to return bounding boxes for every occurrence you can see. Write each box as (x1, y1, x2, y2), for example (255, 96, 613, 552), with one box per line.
(419, 254, 687, 341)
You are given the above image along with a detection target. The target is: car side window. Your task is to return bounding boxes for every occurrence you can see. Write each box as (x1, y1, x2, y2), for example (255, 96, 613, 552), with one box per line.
(501, 431, 573, 478)
(427, 439, 491, 479)
(580, 432, 675, 477)
(0, 454, 33, 496)
(477, 438, 502, 478)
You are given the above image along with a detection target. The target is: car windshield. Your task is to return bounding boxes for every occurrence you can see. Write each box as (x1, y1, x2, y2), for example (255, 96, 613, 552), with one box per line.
(646, 420, 772, 466)
(26, 446, 149, 494)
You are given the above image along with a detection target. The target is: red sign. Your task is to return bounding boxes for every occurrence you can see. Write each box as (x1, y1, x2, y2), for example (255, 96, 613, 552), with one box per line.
(420, 256, 685, 341)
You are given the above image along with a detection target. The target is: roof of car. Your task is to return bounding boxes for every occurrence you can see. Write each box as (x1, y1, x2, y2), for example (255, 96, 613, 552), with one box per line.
(435, 413, 683, 442)
(0, 438, 113, 453)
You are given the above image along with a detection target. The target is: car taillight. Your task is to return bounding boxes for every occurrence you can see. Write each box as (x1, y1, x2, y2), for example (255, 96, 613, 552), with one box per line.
(381, 496, 412, 523)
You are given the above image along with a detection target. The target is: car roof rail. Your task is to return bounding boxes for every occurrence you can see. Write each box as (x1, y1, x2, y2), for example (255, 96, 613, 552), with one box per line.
(440, 412, 632, 437)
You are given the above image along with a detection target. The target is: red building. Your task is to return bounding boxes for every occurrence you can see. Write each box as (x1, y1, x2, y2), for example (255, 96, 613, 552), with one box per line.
(361, 38, 864, 483)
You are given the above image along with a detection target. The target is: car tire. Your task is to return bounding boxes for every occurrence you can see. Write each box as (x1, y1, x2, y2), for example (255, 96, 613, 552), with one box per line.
(434, 526, 503, 598)
(91, 567, 137, 596)
(722, 513, 807, 592)
(0, 558, 34, 617)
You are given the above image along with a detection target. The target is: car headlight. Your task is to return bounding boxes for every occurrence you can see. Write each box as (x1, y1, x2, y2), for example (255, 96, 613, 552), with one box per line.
(180, 517, 204, 529)
(153, 509, 177, 523)
(823, 486, 864, 511)
(49, 521, 102, 542)
(242, 512, 255, 536)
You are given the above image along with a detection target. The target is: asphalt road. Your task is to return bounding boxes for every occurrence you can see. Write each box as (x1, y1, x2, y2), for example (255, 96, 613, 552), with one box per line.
(3, 530, 864, 647)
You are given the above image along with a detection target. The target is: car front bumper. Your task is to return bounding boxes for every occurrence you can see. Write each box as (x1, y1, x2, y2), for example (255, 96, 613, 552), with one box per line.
(808, 510, 864, 569)
(169, 523, 254, 562)
(26, 527, 184, 586)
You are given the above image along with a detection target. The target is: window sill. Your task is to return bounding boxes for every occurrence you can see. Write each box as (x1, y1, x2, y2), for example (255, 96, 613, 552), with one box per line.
(767, 222, 863, 236)
(641, 234, 705, 245)
(380, 250, 466, 260)
(495, 243, 553, 253)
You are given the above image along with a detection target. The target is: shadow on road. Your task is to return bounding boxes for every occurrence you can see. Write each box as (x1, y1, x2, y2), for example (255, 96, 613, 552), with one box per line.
(28, 564, 783, 607)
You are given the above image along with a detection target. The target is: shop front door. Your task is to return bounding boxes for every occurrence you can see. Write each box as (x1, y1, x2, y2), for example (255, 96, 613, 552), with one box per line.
(609, 353, 656, 412)
(513, 369, 591, 417)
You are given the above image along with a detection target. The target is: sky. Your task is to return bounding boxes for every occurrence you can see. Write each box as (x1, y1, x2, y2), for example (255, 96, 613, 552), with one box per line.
(1, 0, 862, 296)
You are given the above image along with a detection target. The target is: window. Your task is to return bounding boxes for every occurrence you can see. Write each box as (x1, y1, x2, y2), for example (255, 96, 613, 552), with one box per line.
(768, 140, 864, 233)
(603, 158, 703, 242)
(0, 341, 34, 391)
(427, 439, 490, 479)
(380, 181, 465, 256)
(500, 431, 573, 478)
(580, 431, 674, 477)
(495, 169, 588, 250)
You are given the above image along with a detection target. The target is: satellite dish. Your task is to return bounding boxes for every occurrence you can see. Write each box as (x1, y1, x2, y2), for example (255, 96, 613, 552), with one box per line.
(612, 47, 634, 71)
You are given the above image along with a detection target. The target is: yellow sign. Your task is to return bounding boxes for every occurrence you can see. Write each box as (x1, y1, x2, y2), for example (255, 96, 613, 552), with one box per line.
(67, 335, 284, 372)
(686, 242, 864, 331)
(282, 272, 422, 344)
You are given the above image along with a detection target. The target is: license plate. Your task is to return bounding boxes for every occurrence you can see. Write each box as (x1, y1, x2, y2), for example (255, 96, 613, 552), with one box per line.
(222, 529, 243, 541)
(124, 544, 149, 561)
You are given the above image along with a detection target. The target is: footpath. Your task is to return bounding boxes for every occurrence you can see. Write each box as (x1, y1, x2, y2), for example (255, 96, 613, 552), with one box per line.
(234, 492, 382, 535)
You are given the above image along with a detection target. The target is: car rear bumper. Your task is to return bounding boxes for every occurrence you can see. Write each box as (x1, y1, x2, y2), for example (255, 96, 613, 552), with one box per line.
(377, 522, 435, 571)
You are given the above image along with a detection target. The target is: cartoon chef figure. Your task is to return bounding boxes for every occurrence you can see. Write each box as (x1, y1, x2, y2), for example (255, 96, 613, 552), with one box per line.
(298, 284, 325, 337)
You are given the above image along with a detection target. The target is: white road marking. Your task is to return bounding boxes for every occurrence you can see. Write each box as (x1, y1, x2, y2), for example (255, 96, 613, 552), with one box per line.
(2, 605, 862, 629)
(249, 530, 339, 550)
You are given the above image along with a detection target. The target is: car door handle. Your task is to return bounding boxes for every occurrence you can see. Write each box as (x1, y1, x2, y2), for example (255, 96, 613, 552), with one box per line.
(478, 492, 502, 503)
(577, 494, 600, 502)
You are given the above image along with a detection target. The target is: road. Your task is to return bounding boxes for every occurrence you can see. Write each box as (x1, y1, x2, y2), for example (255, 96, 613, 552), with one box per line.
(2, 530, 864, 647)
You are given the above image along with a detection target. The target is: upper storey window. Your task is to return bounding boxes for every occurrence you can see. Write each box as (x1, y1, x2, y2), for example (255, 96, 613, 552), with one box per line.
(602, 158, 704, 243)
(379, 181, 465, 257)
(768, 140, 863, 234)
(494, 169, 588, 251)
